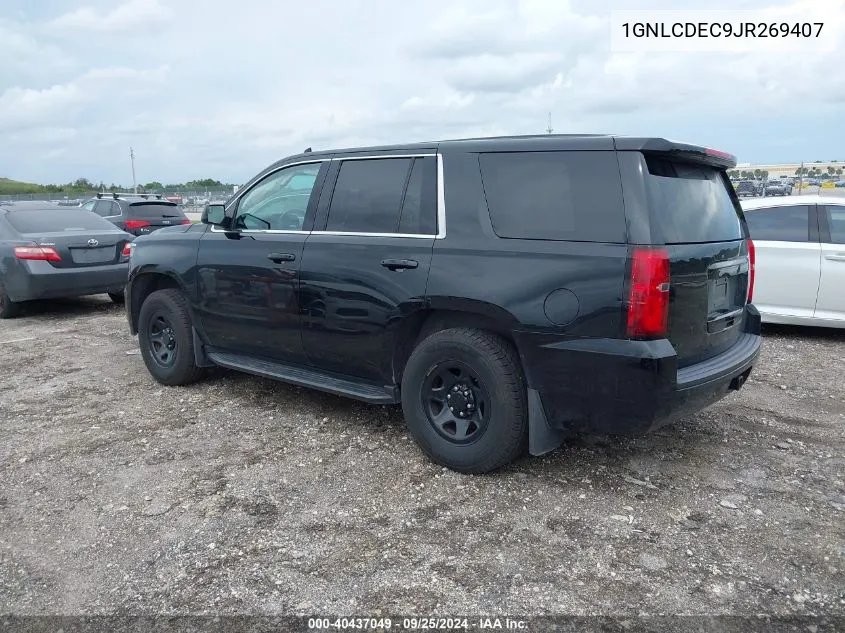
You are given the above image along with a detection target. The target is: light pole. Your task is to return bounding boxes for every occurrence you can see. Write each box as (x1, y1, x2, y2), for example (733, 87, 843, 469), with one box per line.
(546, 112, 554, 135)
(130, 147, 137, 193)
(797, 161, 803, 197)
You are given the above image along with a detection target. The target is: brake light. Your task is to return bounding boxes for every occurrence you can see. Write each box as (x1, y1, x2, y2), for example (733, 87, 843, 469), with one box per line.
(124, 220, 150, 229)
(181, 218, 191, 225)
(705, 147, 735, 162)
(14, 245, 62, 262)
(626, 247, 670, 339)
(747, 239, 756, 303)
(121, 243, 133, 258)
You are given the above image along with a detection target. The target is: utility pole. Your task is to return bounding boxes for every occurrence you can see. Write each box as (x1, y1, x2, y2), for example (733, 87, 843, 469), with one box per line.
(546, 112, 554, 135)
(797, 160, 803, 197)
(130, 147, 137, 193)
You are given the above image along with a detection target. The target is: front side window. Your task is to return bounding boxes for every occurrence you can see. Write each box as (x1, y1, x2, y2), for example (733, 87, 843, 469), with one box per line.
(744, 205, 810, 242)
(234, 163, 322, 231)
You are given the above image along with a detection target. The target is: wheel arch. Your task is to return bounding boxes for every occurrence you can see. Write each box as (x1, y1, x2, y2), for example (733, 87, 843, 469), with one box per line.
(127, 270, 189, 334)
(391, 299, 522, 386)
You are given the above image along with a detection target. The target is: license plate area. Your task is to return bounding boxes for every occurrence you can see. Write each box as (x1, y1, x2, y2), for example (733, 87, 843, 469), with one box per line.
(706, 257, 748, 333)
(70, 246, 115, 264)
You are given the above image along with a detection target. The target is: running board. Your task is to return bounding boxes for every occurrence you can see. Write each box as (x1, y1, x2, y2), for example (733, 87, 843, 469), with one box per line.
(206, 350, 399, 405)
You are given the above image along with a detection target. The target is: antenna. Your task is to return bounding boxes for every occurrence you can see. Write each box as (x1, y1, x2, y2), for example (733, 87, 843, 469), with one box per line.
(130, 147, 137, 194)
(546, 112, 554, 135)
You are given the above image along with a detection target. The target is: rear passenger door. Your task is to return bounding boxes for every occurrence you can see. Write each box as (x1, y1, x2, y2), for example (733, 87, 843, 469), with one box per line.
(743, 204, 821, 319)
(815, 204, 845, 321)
(298, 155, 437, 383)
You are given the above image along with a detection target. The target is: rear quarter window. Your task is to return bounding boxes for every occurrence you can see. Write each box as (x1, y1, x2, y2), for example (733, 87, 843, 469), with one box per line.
(644, 155, 743, 244)
(478, 151, 626, 243)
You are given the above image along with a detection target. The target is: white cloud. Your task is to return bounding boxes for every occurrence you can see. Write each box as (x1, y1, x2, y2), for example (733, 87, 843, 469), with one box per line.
(47, 0, 172, 32)
(1, 0, 843, 185)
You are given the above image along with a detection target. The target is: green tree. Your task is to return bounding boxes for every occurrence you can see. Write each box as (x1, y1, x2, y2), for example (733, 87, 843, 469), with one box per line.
(828, 166, 836, 176)
(836, 168, 843, 176)
(143, 181, 163, 191)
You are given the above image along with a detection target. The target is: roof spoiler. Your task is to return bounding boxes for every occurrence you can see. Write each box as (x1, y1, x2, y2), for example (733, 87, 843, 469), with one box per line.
(613, 137, 737, 169)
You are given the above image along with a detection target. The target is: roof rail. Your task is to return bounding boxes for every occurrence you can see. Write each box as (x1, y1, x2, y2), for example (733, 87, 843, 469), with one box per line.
(96, 192, 162, 200)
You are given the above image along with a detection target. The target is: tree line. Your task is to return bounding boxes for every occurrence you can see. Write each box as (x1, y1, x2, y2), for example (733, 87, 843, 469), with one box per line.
(0, 177, 235, 195)
(728, 165, 844, 180)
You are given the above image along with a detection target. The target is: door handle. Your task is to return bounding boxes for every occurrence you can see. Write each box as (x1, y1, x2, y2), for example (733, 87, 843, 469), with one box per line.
(381, 258, 419, 271)
(267, 252, 296, 263)
(825, 252, 845, 261)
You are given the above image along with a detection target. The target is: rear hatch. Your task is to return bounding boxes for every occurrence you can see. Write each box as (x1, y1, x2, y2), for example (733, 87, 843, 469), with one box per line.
(124, 201, 189, 234)
(6, 210, 131, 268)
(639, 153, 750, 368)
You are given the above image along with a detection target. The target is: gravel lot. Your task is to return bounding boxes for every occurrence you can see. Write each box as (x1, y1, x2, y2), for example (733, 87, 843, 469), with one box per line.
(1, 297, 844, 618)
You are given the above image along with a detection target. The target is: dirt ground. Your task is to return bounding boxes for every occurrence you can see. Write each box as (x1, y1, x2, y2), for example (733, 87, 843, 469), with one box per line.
(1, 296, 844, 618)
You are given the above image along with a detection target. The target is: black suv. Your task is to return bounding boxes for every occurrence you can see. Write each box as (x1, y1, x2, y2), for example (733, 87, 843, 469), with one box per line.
(734, 179, 762, 198)
(81, 193, 190, 237)
(125, 135, 761, 473)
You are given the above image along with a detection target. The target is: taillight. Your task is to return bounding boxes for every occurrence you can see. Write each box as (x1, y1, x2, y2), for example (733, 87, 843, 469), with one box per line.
(124, 220, 150, 229)
(747, 239, 756, 303)
(181, 218, 191, 225)
(626, 247, 670, 339)
(14, 245, 62, 262)
(121, 243, 133, 258)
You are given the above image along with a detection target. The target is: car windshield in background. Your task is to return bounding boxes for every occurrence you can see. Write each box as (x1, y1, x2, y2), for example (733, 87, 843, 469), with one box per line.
(644, 155, 743, 244)
(6, 209, 117, 234)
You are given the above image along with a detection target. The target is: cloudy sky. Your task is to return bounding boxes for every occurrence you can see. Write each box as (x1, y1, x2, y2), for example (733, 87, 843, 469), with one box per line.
(1, 0, 843, 186)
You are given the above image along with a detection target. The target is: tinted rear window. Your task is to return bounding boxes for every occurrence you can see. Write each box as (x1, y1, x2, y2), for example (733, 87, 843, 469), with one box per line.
(645, 155, 743, 244)
(6, 210, 116, 233)
(478, 151, 626, 243)
(126, 202, 184, 218)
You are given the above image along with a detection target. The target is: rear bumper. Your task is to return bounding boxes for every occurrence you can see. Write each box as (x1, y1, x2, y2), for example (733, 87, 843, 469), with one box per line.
(7, 262, 128, 302)
(516, 305, 762, 438)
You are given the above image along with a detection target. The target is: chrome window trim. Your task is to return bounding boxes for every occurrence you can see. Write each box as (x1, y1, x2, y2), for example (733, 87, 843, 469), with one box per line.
(212, 152, 447, 239)
(331, 153, 436, 161)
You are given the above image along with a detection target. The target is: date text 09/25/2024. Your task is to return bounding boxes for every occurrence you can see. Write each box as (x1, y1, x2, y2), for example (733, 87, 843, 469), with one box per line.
(307, 617, 528, 630)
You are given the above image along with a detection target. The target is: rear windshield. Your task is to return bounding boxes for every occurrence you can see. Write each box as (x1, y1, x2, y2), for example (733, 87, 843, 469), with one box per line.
(6, 209, 116, 234)
(478, 151, 626, 243)
(644, 155, 743, 244)
(126, 202, 185, 218)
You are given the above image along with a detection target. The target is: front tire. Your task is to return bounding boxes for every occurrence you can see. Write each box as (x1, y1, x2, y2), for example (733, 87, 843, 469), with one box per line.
(137, 289, 204, 386)
(401, 328, 528, 474)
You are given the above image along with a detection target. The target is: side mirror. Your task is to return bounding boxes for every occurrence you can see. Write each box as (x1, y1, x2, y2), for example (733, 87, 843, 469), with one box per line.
(202, 203, 228, 227)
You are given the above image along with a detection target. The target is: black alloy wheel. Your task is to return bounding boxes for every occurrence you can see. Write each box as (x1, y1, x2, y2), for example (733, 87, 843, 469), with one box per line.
(421, 360, 491, 444)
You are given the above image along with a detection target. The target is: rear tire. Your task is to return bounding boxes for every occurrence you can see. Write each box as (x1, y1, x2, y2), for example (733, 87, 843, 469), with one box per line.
(108, 291, 125, 305)
(401, 328, 528, 474)
(138, 289, 204, 386)
(0, 283, 21, 319)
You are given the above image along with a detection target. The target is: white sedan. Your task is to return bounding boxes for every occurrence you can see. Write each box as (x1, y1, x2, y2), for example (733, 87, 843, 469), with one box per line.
(741, 195, 845, 328)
